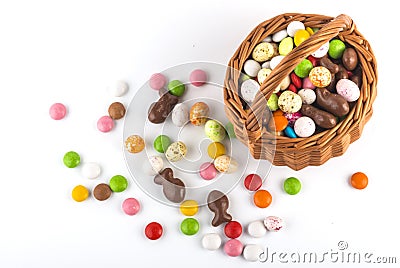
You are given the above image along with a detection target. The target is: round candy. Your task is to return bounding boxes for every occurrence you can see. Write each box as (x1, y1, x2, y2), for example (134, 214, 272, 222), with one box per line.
(207, 142, 226, 159)
(199, 162, 218, 180)
(272, 29, 288, 42)
(202, 233, 222, 250)
(267, 93, 279, 111)
(125, 135, 145, 153)
(284, 125, 297, 138)
(284, 111, 302, 127)
(63, 151, 80, 168)
(298, 88, 316, 104)
(278, 91, 302, 113)
(350, 172, 368, 189)
(336, 78, 360, 102)
(287, 21, 305, 37)
(244, 174, 262, 191)
(306, 27, 314, 35)
(180, 218, 199, 236)
(165, 141, 187, 162)
(270, 55, 284, 70)
(240, 79, 260, 103)
(278, 37, 293, 56)
(143, 155, 164, 175)
(224, 239, 243, 257)
(261, 61, 270, 69)
(109, 175, 128, 192)
(280, 75, 291, 90)
(329, 39, 346, 59)
(153, 135, 171, 153)
(108, 102, 126, 120)
(264, 216, 284, 231)
(294, 116, 315, 138)
(311, 41, 329, 58)
(309, 66, 331, 88)
(243, 244, 264, 262)
(81, 162, 101, 179)
(93, 183, 112, 201)
(294, 59, 313, 78)
(168, 80, 185, 97)
(243, 59, 261, 77)
(145, 222, 163, 240)
(214, 155, 238, 173)
(108, 80, 129, 97)
(253, 189, 272, 208)
(252, 42, 275, 62)
(71, 185, 89, 202)
(180, 200, 199, 216)
(190, 102, 209, 126)
(294, 29, 310, 46)
(225, 122, 236, 139)
(172, 103, 189, 127)
(97, 116, 114, 133)
(149, 73, 167, 90)
(302, 76, 316, 89)
(122, 198, 141, 215)
(257, 68, 272, 84)
(284, 177, 302, 195)
(224, 221, 242, 239)
(190, 69, 208, 87)
(268, 115, 288, 132)
(49, 103, 67, 120)
(205, 120, 226, 142)
(247, 220, 267, 238)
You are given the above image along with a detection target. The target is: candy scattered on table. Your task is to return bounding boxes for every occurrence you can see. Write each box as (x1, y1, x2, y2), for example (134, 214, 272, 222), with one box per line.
(154, 168, 186, 203)
(149, 73, 167, 91)
(284, 177, 302, 195)
(109, 175, 128, 193)
(180, 218, 200, 236)
(97, 115, 114, 133)
(223, 239, 243, 257)
(207, 190, 232, 227)
(189, 69, 207, 87)
(247, 220, 266, 238)
(207, 142, 226, 159)
(108, 80, 129, 97)
(168, 80, 186, 97)
(199, 162, 218, 180)
(205, 120, 226, 142)
(225, 122, 236, 138)
(63, 151, 81, 168)
(122, 198, 141, 215)
(190, 102, 209, 126)
(145, 222, 163, 240)
(171, 103, 189, 127)
(125, 135, 145, 153)
(93, 183, 112, 201)
(49, 103, 67, 120)
(224, 221, 242, 239)
(264, 216, 284, 231)
(148, 90, 179, 124)
(214, 155, 238, 173)
(81, 162, 101, 179)
(180, 200, 199, 216)
(108, 102, 126, 120)
(253, 189, 272, 208)
(143, 155, 164, 175)
(243, 244, 264, 262)
(153, 135, 171, 153)
(165, 141, 187, 162)
(244, 174, 262, 191)
(71, 185, 89, 202)
(350, 172, 368, 190)
(202, 233, 222, 250)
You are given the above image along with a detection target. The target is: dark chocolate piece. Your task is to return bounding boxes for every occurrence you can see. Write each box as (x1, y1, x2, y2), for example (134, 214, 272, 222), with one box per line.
(207, 190, 232, 227)
(108, 102, 126, 120)
(148, 92, 179, 124)
(316, 88, 349, 117)
(93, 183, 112, 201)
(301, 104, 337, 129)
(342, 48, 358, 71)
(154, 168, 185, 203)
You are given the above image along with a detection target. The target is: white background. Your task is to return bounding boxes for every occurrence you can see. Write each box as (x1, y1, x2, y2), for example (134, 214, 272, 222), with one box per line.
(1, 0, 399, 267)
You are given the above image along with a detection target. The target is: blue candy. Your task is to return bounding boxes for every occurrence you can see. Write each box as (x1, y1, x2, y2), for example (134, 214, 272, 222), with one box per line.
(284, 126, 297, 138)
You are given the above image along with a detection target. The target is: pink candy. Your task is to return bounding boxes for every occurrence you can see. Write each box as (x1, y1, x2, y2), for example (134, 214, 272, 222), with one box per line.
(189, 69, 207, 87)
(302, 77, 316, 89)
(149, 73, 167, 91)
(199, 162, 217, 180)
(49, 103, 67, 120)
(122, 198, 141, 215)
(224, 239, 243, 257)
(284, 112, 302, 127)
(97, 115, 114, 132)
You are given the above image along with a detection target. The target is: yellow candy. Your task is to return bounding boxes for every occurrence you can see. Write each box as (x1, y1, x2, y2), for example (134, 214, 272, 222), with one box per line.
(180, 200, 199, 216)
(278, 37, 293, 56)
(294, 30, 310, 46)
(252, 42, 275, 62)
(207, 142, 226, 159)
(305, 27, 314, 35)
(72, 185, 89, 202)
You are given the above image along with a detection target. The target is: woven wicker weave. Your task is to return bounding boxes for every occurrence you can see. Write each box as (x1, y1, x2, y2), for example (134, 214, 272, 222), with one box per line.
(224, 13, 377, 170)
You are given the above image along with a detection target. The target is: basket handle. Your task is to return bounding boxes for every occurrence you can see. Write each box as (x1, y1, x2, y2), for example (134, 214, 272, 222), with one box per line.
(246, 14, 353, 132)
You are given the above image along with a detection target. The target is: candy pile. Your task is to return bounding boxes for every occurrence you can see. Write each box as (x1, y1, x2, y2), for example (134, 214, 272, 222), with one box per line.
(240, 20, 361, 138)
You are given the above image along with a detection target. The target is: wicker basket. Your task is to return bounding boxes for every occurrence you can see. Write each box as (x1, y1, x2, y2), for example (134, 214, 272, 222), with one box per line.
(223, 13, 377, 170)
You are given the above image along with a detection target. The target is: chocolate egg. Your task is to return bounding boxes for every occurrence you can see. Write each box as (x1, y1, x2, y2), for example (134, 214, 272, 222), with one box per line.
(342, 48, 358, 71)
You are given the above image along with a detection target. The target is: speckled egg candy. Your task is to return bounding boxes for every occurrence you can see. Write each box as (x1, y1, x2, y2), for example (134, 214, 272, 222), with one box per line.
(252, 42, 275, 62)
(309, 66, 331, 88)
(172, 103, 189, 127)
(311, 42, 329, 58)
(298, 89, 316, 104)
(336, 78, 360, 102)
(165, 141, 187, 162)
(257, 68, 272, 84)
(294, 116, 315, 138)
(241, 79, 260, 103)
(214, 155, 238, 173)
(190, 102, 209, 126)
(205, 120, 226, 142)
(143, 155, 164, 175)
(278, 91, 302, 113)
(264, 216, 284, 232)
(284, 112, 302, 127)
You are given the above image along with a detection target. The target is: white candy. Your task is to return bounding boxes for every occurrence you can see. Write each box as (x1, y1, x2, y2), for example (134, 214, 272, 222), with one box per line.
(298, 88, 316, 104)
(247, 220, 267, 238)
(264, 216, 284, 232)
(243, 244, 264, 262)
(261, 61, 271, 69)
(279, 76, 291, 90)
(262, 35, 272, 42)
(272, 29, 288, 42)
(287, 21, 305, 37)
(81, 162, 101, 179)
(240, 79, 260, 103)
(269, 55, 285, 70)
(294, 116, 316, 138)
(172, 103, 189, 127)
(312, 42, 329, 58)
(201, 233, 222, 250)
(143, 156, 164, 175)
(107, 80, 129, 97)
(257, 68, 272, 85)
(243, 59, 261, 77)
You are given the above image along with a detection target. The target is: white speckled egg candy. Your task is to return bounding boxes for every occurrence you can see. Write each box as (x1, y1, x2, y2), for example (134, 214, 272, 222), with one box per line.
(143, 155, 164, 175)
(287, 21, 305, 37)
(243, 59, 261, 77)
(205, 120, 226, 142)
(243, 244, 264, 262)
(257, 68, 272, 84)
(298, 89, 316, 104)
(294, 116, 315, 137)
(264, 216, 284, 232)
(278, 91, 302, 113)
(240, 79, 260, 103)
(172, 103, 189, 127)
(336, 78, 360, 102)
(165, 141, 187, 162)
(214, 155, 238, 173)
(311, 42, 329, 58)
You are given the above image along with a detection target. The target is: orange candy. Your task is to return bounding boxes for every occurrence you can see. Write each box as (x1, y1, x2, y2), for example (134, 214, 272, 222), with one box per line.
(350, 172, 368, 189)
(268, 115, 288, 132)
(253, 189, 272, 208)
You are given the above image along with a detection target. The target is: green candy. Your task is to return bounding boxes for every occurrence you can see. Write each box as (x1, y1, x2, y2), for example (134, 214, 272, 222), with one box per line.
(267, 93, 279, 111)
(168, 80, 185, 97)
(328, 39, 346, 59)
(284, 177, 301, 195)
(240, 74, 250, 83)
(109, 175, 128, 192)
(205, 120, 226, 142)
(180, 218, 199, 236)
(225, 122, 236, 139)
(154, 135, 171, 153)
(294, 59, 313, 78)
(63, 151, 80, 168)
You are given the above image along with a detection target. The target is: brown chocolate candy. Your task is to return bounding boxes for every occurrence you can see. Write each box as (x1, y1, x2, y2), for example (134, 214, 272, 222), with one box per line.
(326, 72, 337, 92)
(301, 104, 337, 129)
(207, 190, 232, 227)
(316, 88, 349, 117)
(148, 92, 179, 124)
(154, 168, 185, 203)
(336, 65, 349, 80)
(93, 183, 112, 201)
(350, 67, 362, 87)
(342, 48, 358, 71)
(320, 56, 339, 74)
(108, 102, 126, 120)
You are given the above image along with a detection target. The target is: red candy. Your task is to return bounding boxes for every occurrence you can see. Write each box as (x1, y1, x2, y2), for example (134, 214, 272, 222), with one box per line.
(145, 222, 163, 240)
(290, 73, 302, 89)
(224, 221, 242, 239)
(307, 55, 318, 66)
(244, 174, 262, 191)
(288, 84, 297, 93)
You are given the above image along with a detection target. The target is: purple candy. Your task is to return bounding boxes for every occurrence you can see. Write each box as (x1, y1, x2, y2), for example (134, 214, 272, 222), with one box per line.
(284, 112, 302, 127)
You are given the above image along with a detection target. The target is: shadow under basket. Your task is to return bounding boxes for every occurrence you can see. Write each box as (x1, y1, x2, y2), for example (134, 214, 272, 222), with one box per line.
(223, 13, 377, 170)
